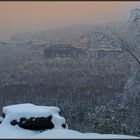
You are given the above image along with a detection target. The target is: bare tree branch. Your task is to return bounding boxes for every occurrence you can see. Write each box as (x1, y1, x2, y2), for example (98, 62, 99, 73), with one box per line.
(109, 31, 140, 65)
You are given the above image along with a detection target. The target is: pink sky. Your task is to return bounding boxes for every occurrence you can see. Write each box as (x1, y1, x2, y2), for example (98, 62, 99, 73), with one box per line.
(0, 2, 140, 40)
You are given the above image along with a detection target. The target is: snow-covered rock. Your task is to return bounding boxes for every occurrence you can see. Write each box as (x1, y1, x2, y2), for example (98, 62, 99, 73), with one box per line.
(1, 103, 67, 131)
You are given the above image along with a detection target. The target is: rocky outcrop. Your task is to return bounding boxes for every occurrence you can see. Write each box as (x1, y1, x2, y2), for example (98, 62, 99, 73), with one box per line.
(2, 103, 68, 131)
(10, 116, 55, 131)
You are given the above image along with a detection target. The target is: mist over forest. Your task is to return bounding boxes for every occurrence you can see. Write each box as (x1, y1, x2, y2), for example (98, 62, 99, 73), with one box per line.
(0, 8, 140, 136)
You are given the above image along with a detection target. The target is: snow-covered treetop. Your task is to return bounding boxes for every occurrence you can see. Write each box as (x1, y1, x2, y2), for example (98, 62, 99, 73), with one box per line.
(128, 8, 140, 23)
(128, 8, 140, 35)
(86, 31, 123, 51)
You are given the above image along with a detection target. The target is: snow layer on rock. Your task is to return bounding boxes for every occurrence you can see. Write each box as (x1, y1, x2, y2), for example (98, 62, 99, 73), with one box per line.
(0, 124, 39, 138)
(0, 117, 3, 122)
(0, 127, 138, 139)
(3, 103, 60, 116)
(52, 113, 67, 129)
(2, 103, 60, 122)
(34, 129, 139, 139)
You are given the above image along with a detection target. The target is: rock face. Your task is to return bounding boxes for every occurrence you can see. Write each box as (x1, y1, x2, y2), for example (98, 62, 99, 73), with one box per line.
(2, 103, 68, 131)
(10, 116, 55, 131)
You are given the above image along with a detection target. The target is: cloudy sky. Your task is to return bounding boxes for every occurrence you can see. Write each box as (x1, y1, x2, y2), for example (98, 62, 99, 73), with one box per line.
(0, 2, 140, 40)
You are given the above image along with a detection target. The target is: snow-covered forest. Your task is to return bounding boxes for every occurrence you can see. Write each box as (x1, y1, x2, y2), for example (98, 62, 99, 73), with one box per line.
(0, 8, 140, 138)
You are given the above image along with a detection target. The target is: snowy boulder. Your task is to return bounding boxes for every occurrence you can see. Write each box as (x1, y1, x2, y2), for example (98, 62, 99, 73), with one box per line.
(2, 103, 68, 131)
